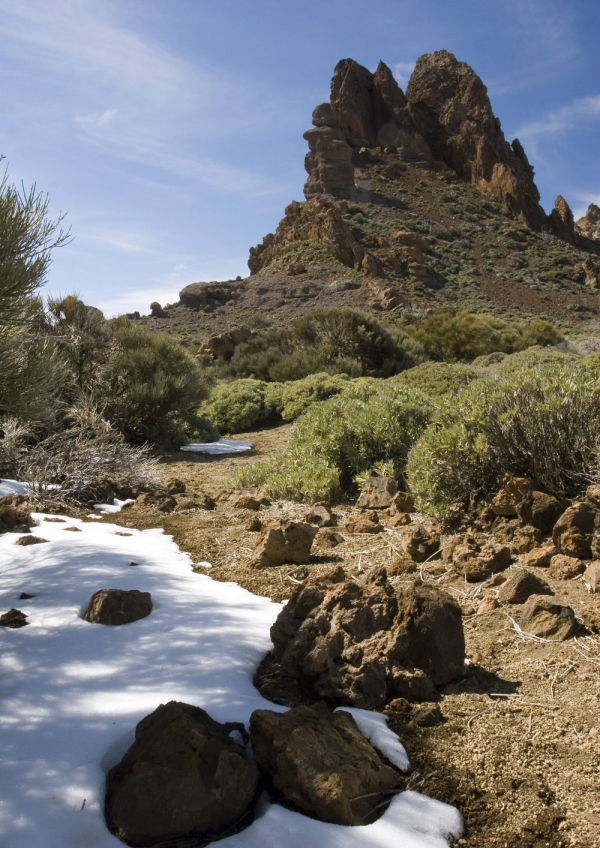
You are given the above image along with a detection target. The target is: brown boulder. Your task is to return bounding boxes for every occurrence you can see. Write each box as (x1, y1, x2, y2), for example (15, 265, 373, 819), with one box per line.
(553, 501, 595, 559)
(585, 484, 600, 507)
(315, 528, 344, 549)
(510, 525, 542, 555)
(549, 195, 575, 242)
(105, 701, 258, 846)
(345, 512, 383, 534)
(580, 598, 600, 634)
(0, 608, 28, 628)
(268, 569, 464, 709)
(84, 589, 152, 626)
(497, 569, 553, 605)
(575, 202, 600, 240)
(517, 491, 562, 534)
(15, 535, 48, 546)
(492, 475, 533, 516)
(0, 494, 34, 533)
(249, 704, 402, 826)
(453, 539, 511, 582)
(548, 555, 585, 580)
(250, 520, 317, 568)
(389, 490, 415, 515)
(305, 504, 334, 527)
(477, 597, 499, 615)
(402, 524, 440, 562)
(388, 512, 412, 528)
(583, 561, 600, 593)
(518, 595, 575, 640)
(166, 478, 186, 495)
(303, 104, 355, 200)
(356, 476, 398, 509)
(521, 543, 558, 568)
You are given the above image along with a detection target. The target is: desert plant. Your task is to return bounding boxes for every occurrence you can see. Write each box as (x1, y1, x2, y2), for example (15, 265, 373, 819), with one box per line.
(200, 379, 272, 433)
(407, 364, 600, 516)
(270, 372, 350, 421)
(2, 403, 158, 505)
(236, 383, 432, 501)
(392, 361, 483, 398)
(98, 320, 211, 445)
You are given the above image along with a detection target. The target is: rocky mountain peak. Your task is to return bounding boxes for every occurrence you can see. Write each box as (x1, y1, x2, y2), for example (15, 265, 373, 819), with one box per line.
(576, 203, 600, 241)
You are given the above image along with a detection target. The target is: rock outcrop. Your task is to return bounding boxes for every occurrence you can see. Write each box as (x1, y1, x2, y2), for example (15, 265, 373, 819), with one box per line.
(249, 704, 402, 826)
(303, 103, 355, 199)
(266, 567, 464, 709)
(178, 280, 239, 312)
(105, 701, 258, 847)
(405, 51, 546, 229)
(549, 195, 575, 242)
(575, 203, 600, 240)
(250, 520, 317, 568)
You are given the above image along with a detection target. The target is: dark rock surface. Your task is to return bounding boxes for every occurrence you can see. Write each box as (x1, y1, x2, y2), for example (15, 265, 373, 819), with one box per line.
(497, 569, 553, 605)
(250, 520, 317, 568)
(0, 608, 28, 628)
(84, 589, 152, 626)
(518, 595, 575, 640)
(249, 703, 402, 826)
(105, 701, 258, 847)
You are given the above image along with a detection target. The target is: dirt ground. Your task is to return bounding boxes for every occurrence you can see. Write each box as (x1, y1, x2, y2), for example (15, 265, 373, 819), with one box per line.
(94, 424, 600, 848)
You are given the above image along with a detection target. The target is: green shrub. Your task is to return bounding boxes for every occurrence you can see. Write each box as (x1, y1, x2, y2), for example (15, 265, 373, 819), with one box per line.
(237, 383, 432, 501)
(407, 311, 563, 362)
(99, 320, 211, 445)
(407, 364, 600, 517)
(201, 379, 271, 433)
(491, 346, 579, 375)
(274, 372, 349, 421)
(392, 361, 483, 398)
(227, 308, 419, 380)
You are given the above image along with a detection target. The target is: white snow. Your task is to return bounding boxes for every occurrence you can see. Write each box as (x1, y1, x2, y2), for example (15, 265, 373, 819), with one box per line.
(336, 706, 410, 771)
(0, 516, 462, 848)
(180, 439, 253, 454)
(93, 498, 135, 514)
(0, 478, 29, 497)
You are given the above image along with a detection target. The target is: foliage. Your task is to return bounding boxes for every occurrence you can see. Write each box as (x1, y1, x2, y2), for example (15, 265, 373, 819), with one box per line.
(98, 320, 211, 445)
(406, 311, 563, 362)
(236, 383, 432, 501)
(406, 364, 600, 517)
(201, 379, 271, 433)
(1, 403, 158, 504)
(392, 361, 483, 398)
(488, 345, 579, 375)
(227, 308, 419, 381)
(271, 372, 349, 421)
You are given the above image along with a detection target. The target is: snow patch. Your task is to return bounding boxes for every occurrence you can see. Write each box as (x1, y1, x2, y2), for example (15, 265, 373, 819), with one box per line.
(335, 706, 410, 771)
(0, 479, 29, 497)
(180, 439, 253, 454)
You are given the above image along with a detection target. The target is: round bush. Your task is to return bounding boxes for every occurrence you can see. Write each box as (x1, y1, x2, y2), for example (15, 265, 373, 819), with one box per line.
(407, 364, 600, 517)
(392, 361, 483, 398)
(201, 379, 271, 433)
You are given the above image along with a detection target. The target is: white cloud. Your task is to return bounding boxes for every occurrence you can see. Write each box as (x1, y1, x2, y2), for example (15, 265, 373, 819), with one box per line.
(0, 0, 278, 195)
(392, 62, 416, 89)
(513, 95, 600, 160)
(571, 192, 600, 222)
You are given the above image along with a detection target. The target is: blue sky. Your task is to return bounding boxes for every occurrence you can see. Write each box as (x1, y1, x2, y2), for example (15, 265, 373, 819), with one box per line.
(0, 0, 598, 316)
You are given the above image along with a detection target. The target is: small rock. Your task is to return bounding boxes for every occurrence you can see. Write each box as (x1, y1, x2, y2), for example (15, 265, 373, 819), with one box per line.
(403, 524, 440, 562)
(553, 501, 596, 559)
(388, 512, 412, 528)
(387, 555, 419, 576)
(15, 535, 48, 546)
(497, 569, 553, 604)
(115, 532, 132, 537)
(249, 704, 402, 826)
(477, 597, 499, 615)
(167, 478, 186, 495)
(453, 540, 511, 582)
(521, 543, 558, 568)
(356, 476, 398, 510)
(0, 608, 28, 628)
(345, 512, 383, 534)
(106, 701, 258, 846)
(231, 495, 262, 511)
(246, 517, 262, 532)
(412, 703, 444, 727)
(250, 520, 317, 568)
(315, 528, 344, 548)
(548, 555, 585, 580)
(585, 484, 600, 508)
(43, 516, 66, 523)
(64, 526, 82, 532)
(390, 666, 438, 702)
(84, 588, 153, 625)
(580, 598, 600, 633)
(305, 504, 333, 527)
(390, 491, 415, 514)
(157, 496, 177, 513)
(492, 475, 533, 516)
(517, 491, 562, 533)
(0, 494, 34, 532)
(583, 560, 600, 592)
(518, 595, 575, 640)
(510, 525, 542, 554)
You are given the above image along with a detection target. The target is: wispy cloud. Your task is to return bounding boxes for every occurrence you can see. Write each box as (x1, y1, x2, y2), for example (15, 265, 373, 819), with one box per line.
(392, 62, 416, 89)
(571, 192, 600, 222)
(0, 0, 279, 195)
(514, 95, 600, 158)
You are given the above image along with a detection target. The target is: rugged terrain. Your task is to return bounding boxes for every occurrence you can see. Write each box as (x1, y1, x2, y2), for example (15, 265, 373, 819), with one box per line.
(94, 426, 600, 848)
(135, 51, 600, 350)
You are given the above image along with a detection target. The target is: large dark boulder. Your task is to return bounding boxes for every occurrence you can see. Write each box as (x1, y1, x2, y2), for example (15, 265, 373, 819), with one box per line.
(249, 704, 402, 825)
(266, 567, 464, 709)
(105, 701, 258, 847)
(84, 589, 152, 626)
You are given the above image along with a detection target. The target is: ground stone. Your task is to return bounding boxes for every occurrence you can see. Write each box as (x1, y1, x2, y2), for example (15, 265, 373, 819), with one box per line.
(315, 528, 344, 548)
(497, 569, 553, 605)
(84, 589, 153, 626)
(521, 543, 558, 568)
(548, 555, 585, 580)
(105, 701, 258, 846)
(305, 504, 334, 527)
(402, 524, 440, 562)
(345, 512, 383, 534)
(0, 608, 28, 628)
(249, 704, 402, 826)
(518, 595, 575, 640)
(356, 477, 398, 509)
(250, 520, 317, 568)
(583, 561, 600, 592)
(553, 502, 596, 559)
(492, 476, 533, 516)
(517, 491, 562, 534)
(15, 535, 48, 546)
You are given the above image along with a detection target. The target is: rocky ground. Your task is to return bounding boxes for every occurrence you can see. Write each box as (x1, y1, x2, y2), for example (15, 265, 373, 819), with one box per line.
(89, 424, 600, 848)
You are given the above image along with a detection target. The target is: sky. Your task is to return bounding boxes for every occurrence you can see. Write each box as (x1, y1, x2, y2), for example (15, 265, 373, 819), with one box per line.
(0, 0, 598, 317)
